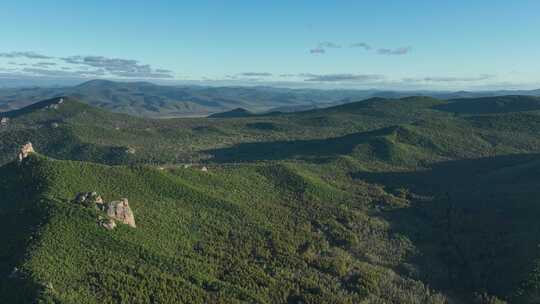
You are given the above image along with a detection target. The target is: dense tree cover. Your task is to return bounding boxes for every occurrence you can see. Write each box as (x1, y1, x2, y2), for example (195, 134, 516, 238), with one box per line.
(0, 155, 447, 303)
(1, 95, 540, 302)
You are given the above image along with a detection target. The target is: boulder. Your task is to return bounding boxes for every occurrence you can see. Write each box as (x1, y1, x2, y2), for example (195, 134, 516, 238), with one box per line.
(42, 282, 54, 292)
(0, 117, 8, 126)
(17, 142, 35, 162)
(45, 98, 63, 110)
(125, 147, 136, 154)
(74, 192, 104, 208)
(99, 219, 116, 230)
(74, 192, 136, 229)
(201, 166, 209, 172)
(106, 198, 136, 228)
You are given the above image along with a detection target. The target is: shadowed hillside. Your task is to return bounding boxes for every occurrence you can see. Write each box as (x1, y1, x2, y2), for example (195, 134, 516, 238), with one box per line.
(435, 95, 540, 114)
(0, 154, 448, 303)
(353, 154, 540, 301)
(2, 94, 540, 302)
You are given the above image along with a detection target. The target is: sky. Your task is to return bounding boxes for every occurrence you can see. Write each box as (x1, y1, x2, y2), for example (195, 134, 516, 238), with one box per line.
(1, 0, 539, 90)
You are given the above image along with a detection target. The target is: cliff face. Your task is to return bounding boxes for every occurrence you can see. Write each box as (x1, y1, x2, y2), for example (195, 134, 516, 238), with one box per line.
(17, 142, 35, 162)
(74, 192, 136, 229)
(106, 198, 136, 228)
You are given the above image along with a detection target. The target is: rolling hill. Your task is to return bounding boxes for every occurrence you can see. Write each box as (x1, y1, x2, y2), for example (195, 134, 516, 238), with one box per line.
(0, 80, 375, 117)
(208, 108, 254, 118)
(2, 94, 540, 302)
(1, 79, 540, 118)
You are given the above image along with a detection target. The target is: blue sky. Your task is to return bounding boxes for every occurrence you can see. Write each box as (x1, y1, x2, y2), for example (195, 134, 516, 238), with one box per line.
(1, 0, 539, 90)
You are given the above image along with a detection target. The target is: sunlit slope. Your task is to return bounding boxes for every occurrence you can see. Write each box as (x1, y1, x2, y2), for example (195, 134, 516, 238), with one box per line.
(2, 95, 540, 302)
(3, 95, 540, 168)
(0, 154, 449, 303)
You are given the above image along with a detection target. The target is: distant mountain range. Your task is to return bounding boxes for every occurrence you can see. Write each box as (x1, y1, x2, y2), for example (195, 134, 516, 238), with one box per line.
(207, 107, 254, 118)
(1, 79, 540, 117)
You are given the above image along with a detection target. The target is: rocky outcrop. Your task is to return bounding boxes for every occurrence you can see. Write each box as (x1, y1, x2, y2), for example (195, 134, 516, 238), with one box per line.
(0, 117, 8, 126)
(73, 192, 136, 230)
(45, 98, 64, 110)
(98, 216, 117, 230)
(74, 192, 104, 208)
(125, 147, 136, 154)
(106, 198, 136, 228)
(17, 142, 35, 162)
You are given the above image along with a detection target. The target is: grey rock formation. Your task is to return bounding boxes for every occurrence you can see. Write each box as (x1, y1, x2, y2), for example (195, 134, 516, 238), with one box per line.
(98, 216, 117, 230)
(17, 142, 35, 162)
(74, 192, 104, 208)
(74, 192, 136, 229)
(106, 198, 136, 228)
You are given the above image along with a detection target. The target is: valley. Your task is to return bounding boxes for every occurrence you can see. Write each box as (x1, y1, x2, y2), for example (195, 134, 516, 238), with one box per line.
(1, 94, 540, 302)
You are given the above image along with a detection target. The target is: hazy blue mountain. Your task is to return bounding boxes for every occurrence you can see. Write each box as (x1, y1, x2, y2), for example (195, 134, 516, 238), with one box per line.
(1, 79, 540, 117)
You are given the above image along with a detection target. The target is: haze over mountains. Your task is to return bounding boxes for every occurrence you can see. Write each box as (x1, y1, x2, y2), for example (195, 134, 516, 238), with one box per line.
(4, 0, 540, 303)
(1, 79, 540, 118)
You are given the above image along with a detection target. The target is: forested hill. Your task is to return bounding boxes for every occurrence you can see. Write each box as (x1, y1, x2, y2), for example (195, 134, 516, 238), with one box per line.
(2, 95, 540, 303)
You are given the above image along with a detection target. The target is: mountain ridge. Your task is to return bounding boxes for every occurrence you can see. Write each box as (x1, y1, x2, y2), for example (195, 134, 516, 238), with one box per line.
(1, 79, 540, 118)
(3, 94, 540, 302)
